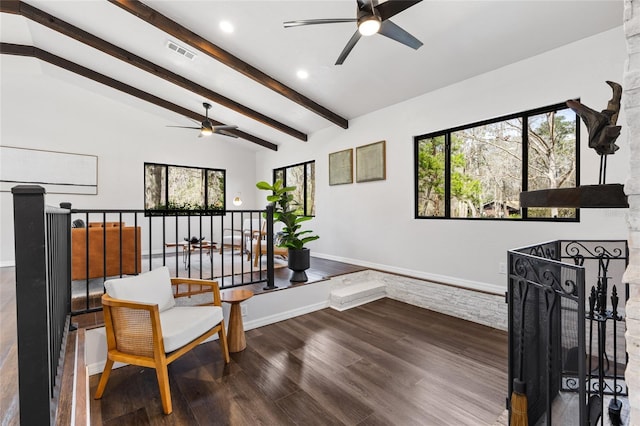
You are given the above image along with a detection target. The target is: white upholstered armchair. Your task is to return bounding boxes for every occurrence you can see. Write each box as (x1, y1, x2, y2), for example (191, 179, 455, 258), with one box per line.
(94, 266, 230, 415)
(220, 217, 261, 255)
(251, 221, 288, 266)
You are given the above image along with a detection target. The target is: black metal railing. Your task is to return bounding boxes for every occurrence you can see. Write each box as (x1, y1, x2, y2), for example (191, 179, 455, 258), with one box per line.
(12, 185, 72, 426)
(507, 240, 628, 426)
(11, 184, 278, 423)
(68, 206, 276, 314)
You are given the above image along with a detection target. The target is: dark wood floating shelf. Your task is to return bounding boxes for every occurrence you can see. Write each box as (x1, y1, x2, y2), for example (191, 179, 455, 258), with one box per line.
(520, 184, 628, 208)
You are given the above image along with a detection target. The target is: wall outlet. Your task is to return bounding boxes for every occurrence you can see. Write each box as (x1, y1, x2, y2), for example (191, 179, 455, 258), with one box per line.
(241, 304, 248, 316)
(499, 262, 507, 275)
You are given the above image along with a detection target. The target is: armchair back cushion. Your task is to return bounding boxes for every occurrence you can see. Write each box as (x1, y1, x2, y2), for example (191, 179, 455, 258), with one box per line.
(104, 267, 175, 312)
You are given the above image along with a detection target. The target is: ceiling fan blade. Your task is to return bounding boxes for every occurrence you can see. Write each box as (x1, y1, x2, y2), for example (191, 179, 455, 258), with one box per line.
(167, 125, 201, 130)
(215, 130, 239, 138)
(376, 0, 422, 21)
(335, 30, 362, 65)
(284, 18, 356, 28)
(378, 20, 423, 50)
(213, 125, 238, 131)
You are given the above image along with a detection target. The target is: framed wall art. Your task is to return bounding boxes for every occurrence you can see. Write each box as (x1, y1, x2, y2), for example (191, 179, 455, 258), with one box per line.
(329, 148, 353, 185)
(356, 140, 386, 182)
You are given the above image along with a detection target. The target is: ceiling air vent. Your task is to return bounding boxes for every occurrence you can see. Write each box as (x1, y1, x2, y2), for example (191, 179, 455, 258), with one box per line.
(166, 40, 196, 60)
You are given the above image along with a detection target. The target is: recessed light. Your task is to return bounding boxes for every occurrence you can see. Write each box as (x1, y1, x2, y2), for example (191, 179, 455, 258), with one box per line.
(297, 69, 309, 79)
(219, 21, 234, 33)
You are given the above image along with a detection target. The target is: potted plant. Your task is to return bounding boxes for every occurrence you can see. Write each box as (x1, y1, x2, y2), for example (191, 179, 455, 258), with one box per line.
(256, 179, 319, 282)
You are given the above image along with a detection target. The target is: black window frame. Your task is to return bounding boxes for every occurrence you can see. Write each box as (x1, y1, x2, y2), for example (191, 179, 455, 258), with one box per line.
(144, 162, 226, 216)
(273, 160, 316, 217)
(413, 101, 580, 222)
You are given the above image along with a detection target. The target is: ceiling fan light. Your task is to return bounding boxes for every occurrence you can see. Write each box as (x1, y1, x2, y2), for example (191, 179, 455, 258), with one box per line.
(358, 16, 381, 36)
(200, 119, 214, 136)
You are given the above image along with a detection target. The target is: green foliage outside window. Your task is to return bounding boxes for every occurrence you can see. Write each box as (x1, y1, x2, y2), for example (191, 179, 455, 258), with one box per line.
(273, 160, 315, 217)
(144, 163, 225, 215)
(415, 103, 578, 220)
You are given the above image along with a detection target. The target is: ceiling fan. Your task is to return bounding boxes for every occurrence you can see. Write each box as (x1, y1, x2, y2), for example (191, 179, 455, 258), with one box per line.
(284, 0, 423, 65)
(167, 102, 238, 138)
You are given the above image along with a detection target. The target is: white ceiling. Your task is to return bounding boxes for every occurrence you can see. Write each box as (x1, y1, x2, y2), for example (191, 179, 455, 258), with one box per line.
(0, 0, 624, 151)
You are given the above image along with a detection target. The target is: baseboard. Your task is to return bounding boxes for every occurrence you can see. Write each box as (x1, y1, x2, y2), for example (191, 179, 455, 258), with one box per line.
(243, 300, 330, 331)
(0, 260, 15, 268)
(312, 252, 504, 295)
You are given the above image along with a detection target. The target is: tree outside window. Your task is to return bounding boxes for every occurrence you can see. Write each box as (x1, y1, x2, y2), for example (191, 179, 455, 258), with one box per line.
(273, 160, 315, 217)
(415, 103, 578, 221)
(144, 163, 225, 215)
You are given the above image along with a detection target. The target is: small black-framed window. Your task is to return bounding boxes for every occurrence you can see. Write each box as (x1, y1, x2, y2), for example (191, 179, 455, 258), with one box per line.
(273, 160, 315, 217)
(414, 102, 579, 221)
(144, 162, 225, 215)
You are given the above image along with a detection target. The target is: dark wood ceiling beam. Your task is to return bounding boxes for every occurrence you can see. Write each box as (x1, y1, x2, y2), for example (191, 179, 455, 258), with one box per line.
(109, 0, 350, 130)
(0, 42, 278, 151)
(0, 1, 19, 14)
(3, 1, 306, 142)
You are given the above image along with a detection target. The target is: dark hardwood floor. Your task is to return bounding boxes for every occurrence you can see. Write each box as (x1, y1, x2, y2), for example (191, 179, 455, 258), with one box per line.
(0, 257, 366, 424)
(0, 266, 19, 426)
(90, 299, 508, 425)
(1, 259, 509, 425)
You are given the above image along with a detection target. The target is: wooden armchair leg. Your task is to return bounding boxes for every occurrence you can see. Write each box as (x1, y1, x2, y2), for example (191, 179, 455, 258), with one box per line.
(155, 364, 173, 415)
(94, 358, 115, 399)
(218, 323, 230, 363)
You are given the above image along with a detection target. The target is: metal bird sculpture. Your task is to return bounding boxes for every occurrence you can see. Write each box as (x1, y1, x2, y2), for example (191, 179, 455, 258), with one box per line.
(566, 81, 622, 184)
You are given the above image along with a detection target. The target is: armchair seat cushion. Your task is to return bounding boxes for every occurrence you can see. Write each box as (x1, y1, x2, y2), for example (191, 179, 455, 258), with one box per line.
(159, 306, 224, 353)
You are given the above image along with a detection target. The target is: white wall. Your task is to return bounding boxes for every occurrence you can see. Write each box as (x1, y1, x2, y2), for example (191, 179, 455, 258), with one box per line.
(0, 55, 260, 266)
(2, 28, 630, 293)
(257, 27, 630, 293)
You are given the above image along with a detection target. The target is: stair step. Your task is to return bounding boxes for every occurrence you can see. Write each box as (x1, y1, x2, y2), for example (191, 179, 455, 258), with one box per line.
(330, 281, 386, 311)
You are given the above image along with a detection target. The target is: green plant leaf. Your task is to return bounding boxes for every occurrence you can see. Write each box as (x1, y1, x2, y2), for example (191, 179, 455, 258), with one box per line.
(301, 236, 319, 244)
(295, 216, 312, 224)
(256, 181, 273, 190)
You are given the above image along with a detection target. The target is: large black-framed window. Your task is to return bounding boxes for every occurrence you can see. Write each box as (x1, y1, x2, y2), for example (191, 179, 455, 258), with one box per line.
(273, 160, 315, 216)
(414, 102, 579, 221)
(144, 162, 226, 215)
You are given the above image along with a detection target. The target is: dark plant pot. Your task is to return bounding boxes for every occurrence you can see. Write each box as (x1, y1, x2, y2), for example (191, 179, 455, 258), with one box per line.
(288, 248, 310, 282)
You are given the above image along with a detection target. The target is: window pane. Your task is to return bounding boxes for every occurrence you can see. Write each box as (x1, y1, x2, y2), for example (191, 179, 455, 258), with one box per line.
(274, 162, 315, 217)
(452, 119, 522, 218)
(527, 108, 577, 219)
(144, 164, 166, 210)
(207, 170, 225, 211)
(306, 162, 315, 216)
(416, 136, 446, 217)
(285, 165, 305, 215)
(168, 166, 204, 210)
(275, 169, 284, 184)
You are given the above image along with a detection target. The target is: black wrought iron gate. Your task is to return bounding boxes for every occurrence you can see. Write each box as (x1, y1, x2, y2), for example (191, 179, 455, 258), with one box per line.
(508, 240, 628, 426)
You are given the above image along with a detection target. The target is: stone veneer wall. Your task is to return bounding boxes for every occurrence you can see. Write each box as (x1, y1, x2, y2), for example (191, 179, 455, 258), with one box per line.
(330, 270, 507, 330)
(625, 1, 640, 423)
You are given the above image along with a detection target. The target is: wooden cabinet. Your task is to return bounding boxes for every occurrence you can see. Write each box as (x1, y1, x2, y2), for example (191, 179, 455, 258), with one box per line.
(71, 223, 141, 280)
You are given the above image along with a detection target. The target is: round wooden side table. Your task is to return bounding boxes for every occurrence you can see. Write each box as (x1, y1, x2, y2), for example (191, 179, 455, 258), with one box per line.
(221, 289, 254, 352)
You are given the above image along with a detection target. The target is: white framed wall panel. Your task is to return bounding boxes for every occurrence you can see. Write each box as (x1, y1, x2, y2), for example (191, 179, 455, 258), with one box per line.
(0, 146, 98, 194)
